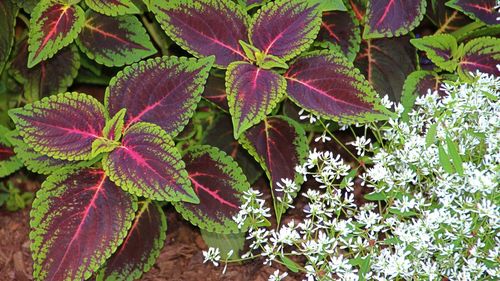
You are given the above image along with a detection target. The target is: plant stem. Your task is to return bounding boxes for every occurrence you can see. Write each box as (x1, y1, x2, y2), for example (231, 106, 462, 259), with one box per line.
(141, 15, 171, 55)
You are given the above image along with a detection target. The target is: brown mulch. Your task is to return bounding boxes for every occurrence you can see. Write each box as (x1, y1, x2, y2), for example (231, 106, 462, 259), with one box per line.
(0, 206, 294, 281)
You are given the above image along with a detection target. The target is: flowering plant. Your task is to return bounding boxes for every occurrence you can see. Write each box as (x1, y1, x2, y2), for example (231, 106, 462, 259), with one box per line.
(202, 72, 500, 280)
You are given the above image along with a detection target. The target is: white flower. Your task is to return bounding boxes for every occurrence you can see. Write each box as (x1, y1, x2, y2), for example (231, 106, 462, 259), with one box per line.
(202, 247, 221, 267)
(348, 136, 372, 156)
(269, 270, 288, 281)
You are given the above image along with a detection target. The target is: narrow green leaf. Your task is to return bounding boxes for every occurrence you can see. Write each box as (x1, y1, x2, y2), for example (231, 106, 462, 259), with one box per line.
(239, 40, 258, 61)
(438, 144, 454, 174)
(91, 138, 119, 158)
(258, 54, 289, 70)
(280, 255, 300, 273)
(103, 108, 126, 141)
(426, 123, 438, 147)
(445, 135, 464, 175)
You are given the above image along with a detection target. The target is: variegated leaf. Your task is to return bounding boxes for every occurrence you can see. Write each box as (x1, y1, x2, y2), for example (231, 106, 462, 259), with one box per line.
(173, 145, 250, 233)
(249, 0, 322, 61)
(103, 122, 198, 203)
(9, 92, 106, 161)
(28, 0, 85, 67)
(77, 10, 156, 67)
(226, 62, 286, 138)
(30, 168, 137, 281)
(151, 0, 249, 68)
(105, 56, 214, 137)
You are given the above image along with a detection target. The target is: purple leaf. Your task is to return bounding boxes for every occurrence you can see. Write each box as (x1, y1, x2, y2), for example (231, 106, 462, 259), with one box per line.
(363, 0, 427, 39)
(202, 74, 229, 111)
(348, 0, 367, 22)
(285, 51, 384, 122)
(9, 92, 106, 161)
(226, 62, 286, 138)
(317, 10, 361, 61)
(202, 115, 262, 184)
(427, 0, 471, 33)
(77, 10, 156, 67)
(30, 168, 137, 281)
(28, 1, 85, 67)
(151, 0, 249, 68)
(10, 38, 80, 101)
(446, 0, 499, 25)
(354, 36, 417, 102)
(103, 122, 198, 203)
(173, 145, 250, 233)
(96, 201, 167, 280)
(239, 116, 307, 213)
(250, 0, 321, 61)
(8, 132, 89, 175)
(457, 37, 500, 81)
(105, 56, 213, 137)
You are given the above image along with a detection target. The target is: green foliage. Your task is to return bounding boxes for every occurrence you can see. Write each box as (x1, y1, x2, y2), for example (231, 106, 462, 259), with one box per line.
(410, 34, 459, 71)
(0, 182, 33, 211)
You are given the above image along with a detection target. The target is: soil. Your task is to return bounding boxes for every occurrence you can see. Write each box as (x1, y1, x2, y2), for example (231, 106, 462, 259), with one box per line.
(0, 204, 293, 281)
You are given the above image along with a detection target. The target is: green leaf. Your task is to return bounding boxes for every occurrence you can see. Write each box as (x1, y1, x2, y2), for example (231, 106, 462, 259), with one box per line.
(0, 0, 18, 75)
(364, 191, 388, 201)
(307, 0, 347, 11)
(14, 0, 38, 14)
(85, 0, 140, 16)
(200, 229, 246, 260)
(280, 255, 300, 273)
(28, 0, 85, 67)
(0, 126, 22, 178)
(91, 138, 119, 158)
(410, 34, 459, 72)
(103, 108, 126, 141)
(445, 135, 464, 175)
(426, 123, 438, 148)
(438, 144, 454, 174)
(239, 40, 259, 61)
(388, 208, 418, 217)
(350, 256, 371, 281)
(258, 54, 289, 70)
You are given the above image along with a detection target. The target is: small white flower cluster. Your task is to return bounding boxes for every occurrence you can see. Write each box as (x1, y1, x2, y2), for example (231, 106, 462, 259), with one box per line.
(227, 72, 500, 281)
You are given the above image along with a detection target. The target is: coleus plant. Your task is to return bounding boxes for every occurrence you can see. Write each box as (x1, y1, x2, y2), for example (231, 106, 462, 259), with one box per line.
(151, 0, 392, 139)
(6, 55, 264, 281)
